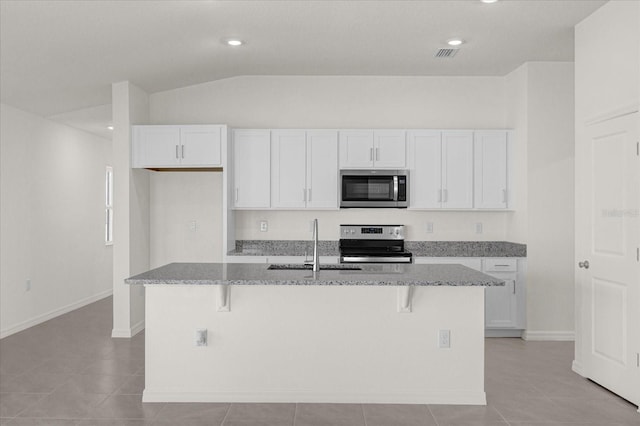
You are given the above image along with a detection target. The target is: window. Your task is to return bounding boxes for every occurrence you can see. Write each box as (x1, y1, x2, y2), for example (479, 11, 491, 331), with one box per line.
(105, 166, 113, 244)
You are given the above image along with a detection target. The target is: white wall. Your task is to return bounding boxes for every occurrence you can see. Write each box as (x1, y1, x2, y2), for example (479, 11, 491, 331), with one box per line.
(0, 103, 113, 338)
(150, 75, 512, 244)
(150, 172, 223, 266)
(505, 62, 576, 339)
(111, 82, 149, 338)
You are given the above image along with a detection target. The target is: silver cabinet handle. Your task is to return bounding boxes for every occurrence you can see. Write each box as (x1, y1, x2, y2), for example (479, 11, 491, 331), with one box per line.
(181, 145, 185, 159)
(513, 280, 516, 294)
(369, 147, 373, 161)
(376, 147, 380, 161)
(308, 188, 311, 202)
(438, 190, 442, 203)
(303, 188, 307, 202)
(235, 188, 239, 202)
(578, 260, 590, 269)
(443, 189, 448, 203)
(502, 189, 507, 203)
(175, 145, 179, 159)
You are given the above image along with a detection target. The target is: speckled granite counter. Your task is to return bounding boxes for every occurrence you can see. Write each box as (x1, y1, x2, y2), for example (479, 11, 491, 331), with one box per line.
(228, 240, 526, 257)
(126, 262, 504, 287)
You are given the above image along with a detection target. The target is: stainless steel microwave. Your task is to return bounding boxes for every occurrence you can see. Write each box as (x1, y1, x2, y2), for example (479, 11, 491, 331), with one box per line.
(340, 170, 408, 208)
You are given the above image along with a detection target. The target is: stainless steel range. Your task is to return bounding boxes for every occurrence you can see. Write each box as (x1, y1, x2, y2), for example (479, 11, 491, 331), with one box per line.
(339, 225, 413, 264)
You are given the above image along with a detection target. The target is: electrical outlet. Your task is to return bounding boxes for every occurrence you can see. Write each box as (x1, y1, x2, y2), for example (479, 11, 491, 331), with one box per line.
(188, 220, 197, 232)
(438, 329, 451, 348)
(475, 222, 483, 234)
(195, 329, 208, 346)
(260, 220, 268, 232)
(25, 279, 31, 292)
(426, 222, 434, 233)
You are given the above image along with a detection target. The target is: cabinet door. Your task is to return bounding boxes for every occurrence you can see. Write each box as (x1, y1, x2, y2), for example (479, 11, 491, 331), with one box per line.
(307, 130, 339, 209)
(134, 126, 181, 167)
(407, 131, 442, 208)
(474, 131, 508, 209)
(484, 272, 518, 329)
(442, 131, 474, 209)
(339, 131, 374, 168)
(180, 125, 222, 166)
(374, 130, 406, 168)
(271, 130, 307, 209)
(233, 130, 270, 209)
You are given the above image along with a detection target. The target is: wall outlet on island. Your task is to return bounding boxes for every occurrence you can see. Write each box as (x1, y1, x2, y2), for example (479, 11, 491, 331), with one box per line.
(426, 222, 434, 233)
(475, 222, 483, 234)
(438, 329, 451, 349)
(260, 220, 268, 232)
(195, 329, 208, 346)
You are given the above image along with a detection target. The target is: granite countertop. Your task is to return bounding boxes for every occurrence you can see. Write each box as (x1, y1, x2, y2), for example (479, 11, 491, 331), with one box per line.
(228, 240, 526, 258)
(125, 262, 505, 287)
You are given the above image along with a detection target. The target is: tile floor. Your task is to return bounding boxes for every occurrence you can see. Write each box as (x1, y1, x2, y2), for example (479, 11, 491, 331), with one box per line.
(0, 296, 638, 426)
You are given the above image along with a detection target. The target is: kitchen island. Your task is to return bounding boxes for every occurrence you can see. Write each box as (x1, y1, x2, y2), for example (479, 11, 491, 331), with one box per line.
(126, 262, 503, 405)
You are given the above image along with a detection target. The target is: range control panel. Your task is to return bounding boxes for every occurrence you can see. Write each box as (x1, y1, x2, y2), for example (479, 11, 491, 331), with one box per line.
(340, 225, 405, 240)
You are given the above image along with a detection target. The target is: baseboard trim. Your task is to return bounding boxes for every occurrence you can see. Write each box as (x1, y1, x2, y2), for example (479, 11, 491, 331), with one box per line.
(0, 289, 113, 339)
(142, 389, 487, 405)
(523, 330, 575, 341)
(111, 319, 145, 339)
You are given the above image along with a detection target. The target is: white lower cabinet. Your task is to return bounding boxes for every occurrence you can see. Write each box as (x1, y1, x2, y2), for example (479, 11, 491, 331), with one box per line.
(415, 257, 525, 336)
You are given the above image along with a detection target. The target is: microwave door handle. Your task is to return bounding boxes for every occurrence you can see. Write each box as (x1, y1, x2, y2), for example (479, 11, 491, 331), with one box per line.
(393, 176, 399, 201)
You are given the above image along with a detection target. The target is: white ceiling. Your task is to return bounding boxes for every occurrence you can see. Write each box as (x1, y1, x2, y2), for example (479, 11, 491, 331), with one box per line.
(0, 0, 605, 134)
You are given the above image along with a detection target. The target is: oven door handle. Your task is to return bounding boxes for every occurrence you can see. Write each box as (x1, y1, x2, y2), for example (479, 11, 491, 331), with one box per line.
(393, 176, 399, 201)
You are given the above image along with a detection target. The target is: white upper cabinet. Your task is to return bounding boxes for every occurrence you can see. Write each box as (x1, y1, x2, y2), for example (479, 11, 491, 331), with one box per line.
(407, 130, 442, 208)
(132, 125, 222, 168)
(233, 129, 271, 209)
(306, 131, 339, 209)
(271, 130, 307, 209)
(271, 130, 338, 209)
(474, 131, 509, 209)
(339, 130, 406, 168)
(374, 130, 406, 168)
(442, 131, 474, 209)
(408, 130, 473, 209)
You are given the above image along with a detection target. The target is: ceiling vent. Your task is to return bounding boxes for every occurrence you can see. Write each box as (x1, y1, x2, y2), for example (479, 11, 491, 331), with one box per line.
(434, 48, 459, 58)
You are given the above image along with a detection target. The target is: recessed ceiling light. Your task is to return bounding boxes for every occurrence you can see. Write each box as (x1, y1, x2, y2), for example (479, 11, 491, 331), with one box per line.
(107, 125, 114, 130)
(225, 39, 243, 47)
(447, 39, 464, 46)
(481, 0, 499, 3)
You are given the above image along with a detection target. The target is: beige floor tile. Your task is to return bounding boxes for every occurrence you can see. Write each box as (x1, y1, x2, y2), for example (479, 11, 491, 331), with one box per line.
(153, 402, 229, 425)
(294, 403, 364, 426)
(427, 404, 506, 425)
(0, 372, 71, 393)
(16, 388, 107, 419)
(55, 374, 132, 395)
(0, 393, 47, 418)
(222, 403, 295, 426)
(88, 394, 164, 420)
(113, 375, 145, 395)
(363, 404, 437, 426)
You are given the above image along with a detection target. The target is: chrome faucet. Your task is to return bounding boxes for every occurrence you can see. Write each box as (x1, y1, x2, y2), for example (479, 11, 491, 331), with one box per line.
(305, 218, 320, 272)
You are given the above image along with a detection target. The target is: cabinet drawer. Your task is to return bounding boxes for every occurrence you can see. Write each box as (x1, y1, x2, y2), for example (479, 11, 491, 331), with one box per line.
(484, 258, 517, 272)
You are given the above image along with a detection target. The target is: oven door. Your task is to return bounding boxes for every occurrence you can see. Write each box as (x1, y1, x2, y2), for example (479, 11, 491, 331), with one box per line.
(340, 171, 407, 208)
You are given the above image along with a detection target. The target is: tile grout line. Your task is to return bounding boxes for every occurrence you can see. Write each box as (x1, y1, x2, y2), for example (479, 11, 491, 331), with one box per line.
(292, 402, 298, 426)
(361, 403, 368, 426)
(425, 404, 441, 426)
(219, 402, 233, 426)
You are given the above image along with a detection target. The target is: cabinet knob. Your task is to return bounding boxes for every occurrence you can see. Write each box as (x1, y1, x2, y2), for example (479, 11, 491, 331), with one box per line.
(578, 260, 590, 269)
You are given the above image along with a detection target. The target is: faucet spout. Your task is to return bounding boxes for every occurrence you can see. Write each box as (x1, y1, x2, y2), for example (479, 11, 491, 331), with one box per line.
(305, 218, 320, 272)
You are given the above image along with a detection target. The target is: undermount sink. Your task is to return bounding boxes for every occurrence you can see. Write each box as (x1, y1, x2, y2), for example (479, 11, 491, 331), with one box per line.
(268, 264, 362, 271)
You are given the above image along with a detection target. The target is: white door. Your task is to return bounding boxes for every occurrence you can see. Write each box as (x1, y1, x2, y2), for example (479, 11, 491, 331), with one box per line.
(180, 125, 222, 166)
(339, 130, 374, 168)
(136, 126, 181, 167)
(233, 130, 271, 209)
(577, 112, 639, 406)
(442, 131, 474, 209)
(271, 130, 307, 209)
(374, 130, 406, 168)
(307, 130, 339, 209)
(474, 131, 508, 209)
(407, 131, 442, 208)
